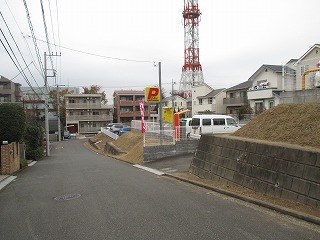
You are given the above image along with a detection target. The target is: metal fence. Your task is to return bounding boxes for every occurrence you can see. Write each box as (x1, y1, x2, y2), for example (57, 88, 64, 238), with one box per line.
(131, 120, 189, 146)
(100, 127, 119, 140)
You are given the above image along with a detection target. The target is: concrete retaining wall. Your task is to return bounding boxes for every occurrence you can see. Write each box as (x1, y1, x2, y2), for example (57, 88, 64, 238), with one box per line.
(189, 134, 320, 208)
(143, 140, 198, 162)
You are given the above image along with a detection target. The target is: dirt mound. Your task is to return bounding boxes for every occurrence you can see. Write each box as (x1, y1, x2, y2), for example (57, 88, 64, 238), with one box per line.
(86, 131, 144, 164)
(232, 103, 320, 149)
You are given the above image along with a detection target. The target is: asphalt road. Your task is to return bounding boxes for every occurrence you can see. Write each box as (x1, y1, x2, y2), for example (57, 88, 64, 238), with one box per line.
(0, 138, 319, 240)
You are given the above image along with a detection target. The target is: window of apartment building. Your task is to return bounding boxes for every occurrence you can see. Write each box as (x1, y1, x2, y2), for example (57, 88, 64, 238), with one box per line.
(199, 99, 202, 105)
(70, 112, 74, 116)
(92, 99, 96, 103)
(301, 65, 309, 76)
(69, 99, 75, 103)
(93, 123, 96, 127)
(229, 92, 235, 98)
(80, 111, 84, 115)
(136, 96, 144, 101)
(83, 99, 87, 103)
(208, 98, 213, 104)
(80, 123, 84, 128)
(240, 91, 247, 97)
(174, 102, 177, 107)
(0, 83, 10, 89)
(120, 96, 133, 101)
(269, 100, 274, 108)
(120, 107, 133, 112)
(93, 111, 99, 115)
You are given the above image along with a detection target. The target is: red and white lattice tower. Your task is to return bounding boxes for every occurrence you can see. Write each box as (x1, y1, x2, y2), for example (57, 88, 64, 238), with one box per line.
(179, 0, 204, 98)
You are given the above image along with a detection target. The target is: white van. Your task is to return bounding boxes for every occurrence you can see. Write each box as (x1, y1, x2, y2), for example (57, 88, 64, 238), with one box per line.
(190, 115, 240, 139)
(181, 118, 192, 138)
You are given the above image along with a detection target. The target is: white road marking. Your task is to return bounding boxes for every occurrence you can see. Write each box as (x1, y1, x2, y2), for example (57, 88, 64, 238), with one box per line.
(0, 176, 17, 190)
(28, 161, 37, 167)
(133, 165, 165, 176)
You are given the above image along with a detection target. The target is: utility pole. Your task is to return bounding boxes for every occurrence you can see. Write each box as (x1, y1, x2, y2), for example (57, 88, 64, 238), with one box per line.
(56, 84, 66, 141)
(171, 79, 176, 113)
(44, 52, 61, 156)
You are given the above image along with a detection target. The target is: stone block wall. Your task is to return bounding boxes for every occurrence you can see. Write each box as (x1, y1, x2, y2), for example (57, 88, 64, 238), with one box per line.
(1, 142, 20, 175)
(143, 140, 198, 162)
(189, 134, 320, 208)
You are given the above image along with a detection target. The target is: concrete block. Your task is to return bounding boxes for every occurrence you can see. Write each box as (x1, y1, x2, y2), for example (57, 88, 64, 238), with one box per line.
(266, 184, 282, 198)
(204, 170, 212, 180)
(259, 156, 275, 170)
(267, 145, 284, 159)
(203, 162, 212, 172)
(233, 172, 245, 185)
(276, 174, 293, 189)
(211, 174, 220, 182)
(303, 165, 320, 182)
(198, 168, 205, 178)
(291, 178, 311, 195)
(316, 153, 320, 167)
(242, 176, 254, 190)
(255, 143, 270, 155)
(215, 146, 223, 156)
(210, 164, 218, 174)
(240, 164, 253, 176)
(298, 150, 318, 166)
(224, 169, 235, 181)
(235, 139, 246, 151)
(281, 147, 300, 162)
(272, 159, 289, 174)
(212, 136, 221, 146)
(226, 138, 237, 149)
(247, 153, 261, 167)
(218, 137, 227, 147)
(264, 171, 279, 185)
(297, 195, 318, 208)
(253, 179, 268, 193)
(230, 149, 240, 160)
(245, 141, 257, 153)
(216, 166, 226, 177)
(281, 189, 298, 201)
(287, 162, 305, 178)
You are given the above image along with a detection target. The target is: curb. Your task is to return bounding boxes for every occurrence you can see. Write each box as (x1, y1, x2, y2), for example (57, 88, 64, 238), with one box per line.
(165, 173, 320, 226)
(0, 176, 17, 191)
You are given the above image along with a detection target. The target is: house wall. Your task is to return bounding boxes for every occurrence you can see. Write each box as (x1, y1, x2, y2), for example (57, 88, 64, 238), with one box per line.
(295, 47, 320, 90)
(191, 84, 212, 115)
(251, 70, 282, 90)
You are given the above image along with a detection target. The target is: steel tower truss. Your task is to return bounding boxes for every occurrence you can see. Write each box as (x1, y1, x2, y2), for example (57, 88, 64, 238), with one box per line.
(179, 0, 204, 98)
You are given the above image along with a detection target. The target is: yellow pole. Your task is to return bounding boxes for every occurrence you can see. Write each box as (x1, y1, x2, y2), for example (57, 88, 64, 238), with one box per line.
(302, 68, 320, 90)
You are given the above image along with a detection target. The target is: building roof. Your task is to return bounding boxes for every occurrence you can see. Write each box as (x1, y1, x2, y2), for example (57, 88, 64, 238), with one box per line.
(197, 88, 225, 99)
(113, 90, 145, 96)
(227, 80, 253, 91)
(248, 64, 283, 81)
(295, 44, 320, 65)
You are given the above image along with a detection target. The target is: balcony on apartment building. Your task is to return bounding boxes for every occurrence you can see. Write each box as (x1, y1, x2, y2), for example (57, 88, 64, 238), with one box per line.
(67, 113, 110, 121)
(66, 102, 103, 109)
(223, 97, 248, 106)
(247, 87, 278, 100)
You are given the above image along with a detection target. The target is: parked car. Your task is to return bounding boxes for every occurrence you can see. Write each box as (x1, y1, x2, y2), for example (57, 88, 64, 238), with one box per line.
(118, 126, 131, 136)
(106, 123, 122, 131)
(190, 114, 240, 139)
(110, 124, 123, 134)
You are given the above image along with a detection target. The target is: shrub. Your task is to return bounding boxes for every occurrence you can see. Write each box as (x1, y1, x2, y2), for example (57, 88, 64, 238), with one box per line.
(24, 123, 44, 160)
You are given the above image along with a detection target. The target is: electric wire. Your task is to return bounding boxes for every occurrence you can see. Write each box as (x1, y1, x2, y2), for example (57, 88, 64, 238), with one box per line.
(39, 0, 55, 80)
(23, 0, 45, 78)
(24, 35, 156, 64)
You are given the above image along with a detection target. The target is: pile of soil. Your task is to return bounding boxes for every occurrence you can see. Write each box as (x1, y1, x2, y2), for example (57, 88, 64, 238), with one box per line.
(86, 131, 144, 164)
(232, 103, 320, 149)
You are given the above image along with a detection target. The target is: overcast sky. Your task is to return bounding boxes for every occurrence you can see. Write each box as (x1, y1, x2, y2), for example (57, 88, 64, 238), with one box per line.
(1, 0, 320, 101)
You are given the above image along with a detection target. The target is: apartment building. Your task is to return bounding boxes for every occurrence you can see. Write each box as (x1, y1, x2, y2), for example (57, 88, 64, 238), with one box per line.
(113, 90, 153, 125)
(65, 94, 113, 134)
(0, 75, 22, 103)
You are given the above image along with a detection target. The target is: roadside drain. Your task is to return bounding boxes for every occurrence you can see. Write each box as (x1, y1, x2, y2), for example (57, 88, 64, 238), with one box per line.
(54, 193, 81, 201)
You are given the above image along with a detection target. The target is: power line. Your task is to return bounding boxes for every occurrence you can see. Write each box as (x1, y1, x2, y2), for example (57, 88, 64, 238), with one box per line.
(24, 35, 155, 64)
(23, 0, 45, 78)
(0, 11, 46, 97)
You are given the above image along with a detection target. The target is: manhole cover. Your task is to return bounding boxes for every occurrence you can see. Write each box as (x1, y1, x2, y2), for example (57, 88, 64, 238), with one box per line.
(54, 193, 81, 201)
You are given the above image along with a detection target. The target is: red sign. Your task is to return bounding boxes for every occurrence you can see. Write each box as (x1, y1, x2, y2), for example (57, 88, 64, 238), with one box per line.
(139, 100, 146, 133)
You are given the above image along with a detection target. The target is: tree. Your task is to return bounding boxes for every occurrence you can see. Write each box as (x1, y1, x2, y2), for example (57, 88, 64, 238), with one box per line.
(0, 103, 26, 144)
(24, 123, 44, 160)
(82, 85, 107, 104)
(236, 104, 254, 120)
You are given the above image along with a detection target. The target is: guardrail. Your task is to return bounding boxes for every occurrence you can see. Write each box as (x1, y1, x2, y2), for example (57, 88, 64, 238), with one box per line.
(100, 127, 119, 140)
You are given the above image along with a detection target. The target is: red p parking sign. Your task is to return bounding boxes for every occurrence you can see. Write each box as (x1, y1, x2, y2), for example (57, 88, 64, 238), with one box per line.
(145, 87, 160, 102)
